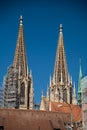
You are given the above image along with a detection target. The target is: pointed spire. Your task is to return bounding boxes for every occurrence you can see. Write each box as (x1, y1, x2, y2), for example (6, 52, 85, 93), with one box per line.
(29, 79, 34, 110)
(71, 76, 72, 84)
(68, 73, 70, 83)
(53, 75, 55, 84)
(46, 85, 49, 100)
(30, 79, 33, 92)
(13, 15, 27, 77)
(79, 59, 82, 81)
(30, 70, 32, 78)
(40, 90, 46, 110)
(78, 59, 82, 93)
(53, 24, 68, 85)
(78, 59, 82, 106)
(72, 82, 77, 105)
(73, 82, 76, 97)
(50, 75, 52, 86)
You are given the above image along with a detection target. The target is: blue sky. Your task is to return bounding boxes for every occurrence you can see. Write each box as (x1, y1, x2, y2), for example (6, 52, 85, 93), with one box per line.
(0, 0, 87, 103)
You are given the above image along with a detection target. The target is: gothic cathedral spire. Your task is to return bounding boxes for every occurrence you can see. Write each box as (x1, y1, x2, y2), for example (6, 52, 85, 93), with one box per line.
(13, 15, 27, 77)
(53, 24, 68, 85)
(50, 24, 72, 104)
(3, 16, 34, 110)
(40, 24, 73, 110)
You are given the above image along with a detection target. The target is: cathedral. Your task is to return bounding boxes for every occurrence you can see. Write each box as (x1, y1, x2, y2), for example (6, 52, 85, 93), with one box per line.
(3, 16, 34, 109)
(0, 16, 83, 130)
(3, 16, 77, 110)
(40, 24, 77, 110)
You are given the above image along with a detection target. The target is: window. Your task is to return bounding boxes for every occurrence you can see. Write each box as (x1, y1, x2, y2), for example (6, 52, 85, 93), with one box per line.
(20, 82, 25, 104)
(0, 126, 4, 130)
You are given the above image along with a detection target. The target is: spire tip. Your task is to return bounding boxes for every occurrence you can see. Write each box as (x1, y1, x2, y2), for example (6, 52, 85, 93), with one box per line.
(20, 15, 23, 25)
(59, 24, 63, 32)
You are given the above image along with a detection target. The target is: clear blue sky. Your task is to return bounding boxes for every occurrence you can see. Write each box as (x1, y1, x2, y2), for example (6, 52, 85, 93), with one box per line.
(0, 0, 87, 103)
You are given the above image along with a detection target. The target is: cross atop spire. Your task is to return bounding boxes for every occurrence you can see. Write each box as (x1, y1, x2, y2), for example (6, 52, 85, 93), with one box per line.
(20, 15, 23, 25)
(59, 24, 63, 33)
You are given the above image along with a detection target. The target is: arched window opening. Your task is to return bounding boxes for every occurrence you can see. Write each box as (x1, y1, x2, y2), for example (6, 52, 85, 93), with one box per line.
(63, 88, 67, 102)
(20, 82, 25, 104)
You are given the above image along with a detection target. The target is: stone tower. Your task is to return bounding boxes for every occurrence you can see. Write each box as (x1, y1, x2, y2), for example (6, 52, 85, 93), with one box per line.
(3, 16, 34, 109)
(49, 24, 72, 104)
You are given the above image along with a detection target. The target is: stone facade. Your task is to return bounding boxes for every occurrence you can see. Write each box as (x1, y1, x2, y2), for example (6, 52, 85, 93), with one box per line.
(0, 108, 78, 130)
(81, 76, 87, 130)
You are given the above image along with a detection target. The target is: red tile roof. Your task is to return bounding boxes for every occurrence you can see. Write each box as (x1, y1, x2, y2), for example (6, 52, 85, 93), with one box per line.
(48, 102, 82, 122)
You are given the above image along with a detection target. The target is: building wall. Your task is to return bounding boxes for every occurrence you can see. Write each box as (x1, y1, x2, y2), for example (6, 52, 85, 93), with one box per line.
(81, 76, 87, 130)
(0, 109, 71, 130)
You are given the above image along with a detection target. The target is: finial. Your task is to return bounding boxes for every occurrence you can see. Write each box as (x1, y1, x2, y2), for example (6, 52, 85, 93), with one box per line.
(68, 73, 70, 83)
(50, 75, 52, 86)
(30, 69, 32, 78)
(72, 82, 77, 105)
(20, 15, 23, 25)
(59, 24, 63, 33)
(73, 82, 76, 97)
(46, 85, 49, 99)
(53, 76, 55, 84)
(71, 76, 72, 84)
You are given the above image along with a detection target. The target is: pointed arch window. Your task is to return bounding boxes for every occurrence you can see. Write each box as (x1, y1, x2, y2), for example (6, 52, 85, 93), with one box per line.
(20, 82, 25, 104)
(63, 88, 67, 102)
